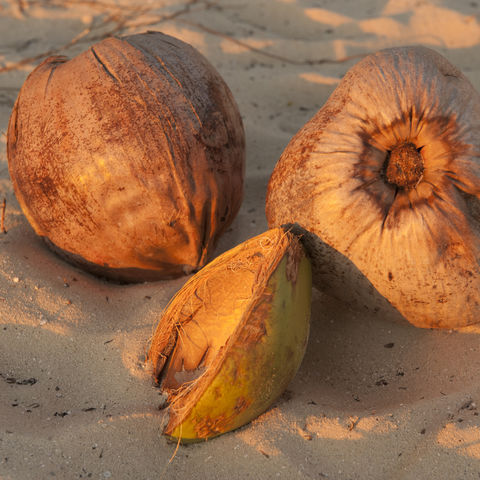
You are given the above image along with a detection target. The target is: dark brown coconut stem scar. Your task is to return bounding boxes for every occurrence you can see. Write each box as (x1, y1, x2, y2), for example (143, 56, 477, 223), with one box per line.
(384, 142, 424, 189)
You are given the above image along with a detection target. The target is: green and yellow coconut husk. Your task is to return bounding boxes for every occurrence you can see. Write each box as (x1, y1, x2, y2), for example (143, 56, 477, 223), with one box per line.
(147, 227, 312, 442)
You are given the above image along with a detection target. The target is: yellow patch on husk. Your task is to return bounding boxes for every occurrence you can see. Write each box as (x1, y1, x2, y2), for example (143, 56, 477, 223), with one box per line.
(147, 227, 312, 442)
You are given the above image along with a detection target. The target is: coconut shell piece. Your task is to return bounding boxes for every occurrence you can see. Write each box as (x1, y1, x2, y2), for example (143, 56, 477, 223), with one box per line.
(147, 228, 311, 442)
(266, 46, 480, 329)
(7, 31, 245, 282)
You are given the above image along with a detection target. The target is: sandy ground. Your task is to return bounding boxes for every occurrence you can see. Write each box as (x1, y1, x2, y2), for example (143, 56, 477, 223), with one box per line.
(2, 0, 480, 478)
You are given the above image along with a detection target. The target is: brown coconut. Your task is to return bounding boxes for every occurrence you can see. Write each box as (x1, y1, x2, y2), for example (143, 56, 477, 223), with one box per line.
(7, 31, 245, 282)
(266, 46, 480, 329)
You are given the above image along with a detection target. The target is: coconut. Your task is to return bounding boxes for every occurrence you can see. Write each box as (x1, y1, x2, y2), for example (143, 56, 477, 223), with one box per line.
(266, 46, 480, 329)
(147, 228, 312, 442)
(7, 31, 245, 282)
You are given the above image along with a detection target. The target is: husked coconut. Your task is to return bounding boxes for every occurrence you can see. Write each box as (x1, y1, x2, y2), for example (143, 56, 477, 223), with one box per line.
(8, 31, 245, 282)
(267, 46, 480, 328)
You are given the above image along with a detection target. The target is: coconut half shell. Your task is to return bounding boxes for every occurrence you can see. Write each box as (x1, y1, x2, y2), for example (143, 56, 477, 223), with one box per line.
(147, 228, 312, 442)
(266, 46, 480, 328)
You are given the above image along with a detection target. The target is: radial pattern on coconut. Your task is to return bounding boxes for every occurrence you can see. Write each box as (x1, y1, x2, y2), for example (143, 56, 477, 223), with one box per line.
(8, 31, 245, 282)
(148, 228, 312, 442)
(266, 46, 480, 328)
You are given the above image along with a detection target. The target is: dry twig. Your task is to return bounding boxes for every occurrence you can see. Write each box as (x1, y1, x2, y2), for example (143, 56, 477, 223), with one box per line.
(0, 2, 197, 74)
(177, 18, 368, 66)
(1, 198, 7, 234)
(0, 24, 93, 73)
(0, 0, 368, 75)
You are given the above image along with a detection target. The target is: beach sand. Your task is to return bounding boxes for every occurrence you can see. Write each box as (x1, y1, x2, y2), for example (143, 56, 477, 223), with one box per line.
(2, 0, 480, 478)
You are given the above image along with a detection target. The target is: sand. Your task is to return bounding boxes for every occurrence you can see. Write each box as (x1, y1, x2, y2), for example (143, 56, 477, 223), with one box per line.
(2, 0, 480, 478)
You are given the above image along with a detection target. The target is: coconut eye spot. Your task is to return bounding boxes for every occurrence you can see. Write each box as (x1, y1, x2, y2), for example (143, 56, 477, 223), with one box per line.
(382, 142, 424, 189)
